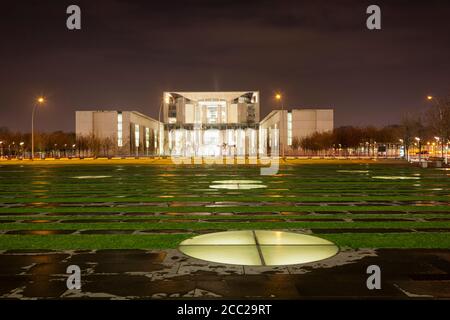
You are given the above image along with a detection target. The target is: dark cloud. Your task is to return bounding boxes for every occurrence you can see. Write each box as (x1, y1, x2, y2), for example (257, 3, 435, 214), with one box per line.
(0, 0, 449, 132)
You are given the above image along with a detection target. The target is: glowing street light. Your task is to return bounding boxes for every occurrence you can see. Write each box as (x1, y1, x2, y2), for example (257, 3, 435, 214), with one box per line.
(414, 137, 422, 162)
(19, 142, 25, 158)
(427, 95, 433, 101)
(32, 97, 46, 160)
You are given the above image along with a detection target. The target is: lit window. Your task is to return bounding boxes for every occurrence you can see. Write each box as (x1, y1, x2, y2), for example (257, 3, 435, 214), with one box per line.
(135, 124, 140, 147)
(117, 112, 123, 147)
(287, 111, 292, 146)
(207, 105, 218, 123)
(145, 127, 150, 148)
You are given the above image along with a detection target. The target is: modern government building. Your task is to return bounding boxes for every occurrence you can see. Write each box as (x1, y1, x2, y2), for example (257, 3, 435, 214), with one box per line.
(75, 91, 333, 157)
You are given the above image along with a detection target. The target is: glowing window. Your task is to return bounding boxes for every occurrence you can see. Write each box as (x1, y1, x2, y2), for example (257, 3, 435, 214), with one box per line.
(145, 127, 150, 148)
(117, 112, 123, 147)
(207, 105, 218, 123)
(134, 124, 140, 147)
(287, 111, 292, 146)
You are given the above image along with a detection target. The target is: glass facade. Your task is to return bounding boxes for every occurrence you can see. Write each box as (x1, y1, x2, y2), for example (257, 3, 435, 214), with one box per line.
(167, 127, 258, 157)
(162, 92, 260, 156)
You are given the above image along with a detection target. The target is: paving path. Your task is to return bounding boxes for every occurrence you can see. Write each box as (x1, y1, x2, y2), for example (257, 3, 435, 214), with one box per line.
(1, 248, 449, 299)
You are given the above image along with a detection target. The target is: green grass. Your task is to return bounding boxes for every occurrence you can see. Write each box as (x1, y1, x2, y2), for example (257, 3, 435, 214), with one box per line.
(1, 163, 449, 250)
(0, 233, 448, 250)
(0, 221, 449, 230)
(0, 234, 193, 250)
(1, 213, 449, 220)
(322, 233, 450, 249)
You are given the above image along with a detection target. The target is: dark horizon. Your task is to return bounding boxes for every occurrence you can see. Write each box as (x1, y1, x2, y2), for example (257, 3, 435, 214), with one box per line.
(1, 0, 449, 133)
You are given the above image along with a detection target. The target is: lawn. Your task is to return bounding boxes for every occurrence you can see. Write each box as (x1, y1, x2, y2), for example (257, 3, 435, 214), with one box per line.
(0, 162, 449, 250)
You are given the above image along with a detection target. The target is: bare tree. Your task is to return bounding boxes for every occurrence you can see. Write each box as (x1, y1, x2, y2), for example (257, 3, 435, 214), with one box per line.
(426, 96, 450, 162)
(400, 113, 423, 161)
(291, 137, 300, 155)
(87, 133, 101, 158)
(101, 137, 115, 158)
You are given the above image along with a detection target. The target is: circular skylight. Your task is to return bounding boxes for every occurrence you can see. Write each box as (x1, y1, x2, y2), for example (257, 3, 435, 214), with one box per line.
(209, 180, 267, 190)
(71, 175, 112, 179)
(179, 230, 339, 266)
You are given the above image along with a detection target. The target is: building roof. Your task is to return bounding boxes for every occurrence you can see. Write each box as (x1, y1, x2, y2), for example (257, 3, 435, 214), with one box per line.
(167, 91, 258, 101)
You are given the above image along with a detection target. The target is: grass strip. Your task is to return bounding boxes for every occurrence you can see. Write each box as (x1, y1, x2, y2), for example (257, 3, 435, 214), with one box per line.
(0, 232, 448, 250)
(0, 221, 449, 230)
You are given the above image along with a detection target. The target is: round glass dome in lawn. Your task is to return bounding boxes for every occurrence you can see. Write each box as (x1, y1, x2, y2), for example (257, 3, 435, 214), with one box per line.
(209, 180, 267, 190)
(179, 230, 339, 266)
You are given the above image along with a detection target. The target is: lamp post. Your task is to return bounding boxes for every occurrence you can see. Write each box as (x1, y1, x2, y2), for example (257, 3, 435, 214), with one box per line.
(158, 97, 165, 157)
(31, 97, 45, 160)
(19, 142, 24, 159)
(426, 95, 446, 162)
(275, 93, 285, 158)
(415, 137, 421, 162)
(0, 141, 3, 158)
(398, 139, 404, 159)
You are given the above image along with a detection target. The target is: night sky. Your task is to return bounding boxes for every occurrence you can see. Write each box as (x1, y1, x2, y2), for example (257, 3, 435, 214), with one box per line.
(1, 0, 449, 132)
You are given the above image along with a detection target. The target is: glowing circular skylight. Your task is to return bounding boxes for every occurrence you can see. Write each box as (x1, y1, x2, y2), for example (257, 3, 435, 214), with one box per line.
(72, 175, 112, 179)
(209, 180, 267, 190)
(212, 180, 263, 184)
(179, 230, 339, 266)
(372, 176, 420, 180)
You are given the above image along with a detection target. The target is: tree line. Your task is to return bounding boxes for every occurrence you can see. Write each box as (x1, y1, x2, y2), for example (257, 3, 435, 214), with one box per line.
(0, 129, 120, 158)
(1, 95, 449, 159)
(290, 96, 450, 158)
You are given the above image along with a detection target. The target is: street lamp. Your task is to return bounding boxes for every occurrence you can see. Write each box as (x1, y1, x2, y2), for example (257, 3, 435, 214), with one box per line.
(427, 96, 446, 162)
(31, 97, 45, 160)
(158, 96, 166, 157)
(275, 93, 284, 158)
(398, 139, 404, 159)
(434, 137, 440, 157)
(19, 142, 25, 159)
(415, 137, 422, 162)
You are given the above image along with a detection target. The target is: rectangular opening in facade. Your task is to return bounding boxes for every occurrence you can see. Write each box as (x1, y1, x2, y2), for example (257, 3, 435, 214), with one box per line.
(117, 112, 123, 147)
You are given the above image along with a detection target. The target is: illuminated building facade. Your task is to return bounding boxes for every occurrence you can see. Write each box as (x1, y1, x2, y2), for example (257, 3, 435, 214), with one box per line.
(75, 110, 160, 156)
(161, 91, 260, 156)
(75, 91, 333, 157)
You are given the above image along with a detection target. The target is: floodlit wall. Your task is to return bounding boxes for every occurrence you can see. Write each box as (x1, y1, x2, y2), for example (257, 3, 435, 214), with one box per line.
(75, 110, 162, 156)
(291, 109, 334, 139)
(259, 108, 334, 155)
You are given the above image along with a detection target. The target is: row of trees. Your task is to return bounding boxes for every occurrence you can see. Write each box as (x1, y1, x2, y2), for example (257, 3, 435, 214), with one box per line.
(291, 96, 450, 158)
(0, 128, 76, 158)
(0, 127, 157, 158)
